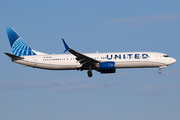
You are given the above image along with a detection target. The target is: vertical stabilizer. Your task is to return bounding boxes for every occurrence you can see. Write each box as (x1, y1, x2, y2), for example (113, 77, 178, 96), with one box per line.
(6, 27, 36, 56)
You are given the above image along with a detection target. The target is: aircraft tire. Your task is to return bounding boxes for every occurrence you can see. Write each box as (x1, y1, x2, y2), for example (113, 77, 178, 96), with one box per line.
(158, 70, 162, 74)
(87, 70, 93, 77)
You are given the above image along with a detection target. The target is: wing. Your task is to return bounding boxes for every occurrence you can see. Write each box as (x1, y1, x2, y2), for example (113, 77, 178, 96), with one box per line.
(62, 39, 99, 70)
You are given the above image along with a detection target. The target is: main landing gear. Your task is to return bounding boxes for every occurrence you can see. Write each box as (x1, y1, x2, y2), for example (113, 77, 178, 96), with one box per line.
(87, 70, 93, 77)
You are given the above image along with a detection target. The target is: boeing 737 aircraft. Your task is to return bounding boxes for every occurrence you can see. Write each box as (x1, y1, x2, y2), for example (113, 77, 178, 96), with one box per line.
(5, 27, 176, 77)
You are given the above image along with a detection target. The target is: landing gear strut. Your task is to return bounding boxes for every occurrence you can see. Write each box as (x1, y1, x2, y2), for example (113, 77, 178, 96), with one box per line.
(158, 69, 162, 74)
(87, 70, 93, 77)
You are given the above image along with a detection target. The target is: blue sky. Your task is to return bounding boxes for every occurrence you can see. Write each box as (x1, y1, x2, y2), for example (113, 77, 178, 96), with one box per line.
(1, 0, 180, 120)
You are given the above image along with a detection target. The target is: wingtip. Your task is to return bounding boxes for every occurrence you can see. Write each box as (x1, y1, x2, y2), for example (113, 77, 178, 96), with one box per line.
(62, 38, 71, 53)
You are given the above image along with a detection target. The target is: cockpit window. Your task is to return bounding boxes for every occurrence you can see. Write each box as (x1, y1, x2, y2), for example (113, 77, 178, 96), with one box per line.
(163, 55, 170, 57)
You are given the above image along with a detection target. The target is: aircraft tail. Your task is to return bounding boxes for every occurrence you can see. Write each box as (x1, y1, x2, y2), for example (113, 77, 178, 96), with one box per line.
(6, 27, 45, 56)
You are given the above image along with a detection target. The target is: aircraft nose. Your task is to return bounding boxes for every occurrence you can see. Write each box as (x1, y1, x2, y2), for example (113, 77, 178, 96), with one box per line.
(171, 58, 176, 64)
(173, 58, 176, 63)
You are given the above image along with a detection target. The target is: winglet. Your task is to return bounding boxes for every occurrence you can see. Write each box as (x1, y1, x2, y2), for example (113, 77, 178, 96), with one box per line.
(62, 38, 71, 53)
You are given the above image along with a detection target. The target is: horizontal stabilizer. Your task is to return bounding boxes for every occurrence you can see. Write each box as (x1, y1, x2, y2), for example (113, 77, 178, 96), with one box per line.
(4, 52, 24, 60)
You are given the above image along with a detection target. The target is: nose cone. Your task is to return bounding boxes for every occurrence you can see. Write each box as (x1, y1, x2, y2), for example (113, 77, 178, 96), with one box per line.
(170, 57, 176, 64)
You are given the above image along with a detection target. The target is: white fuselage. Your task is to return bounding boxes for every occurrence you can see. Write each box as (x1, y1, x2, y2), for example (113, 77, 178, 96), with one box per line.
(5, 27, 176, 77)
(13, 52, 176, 70)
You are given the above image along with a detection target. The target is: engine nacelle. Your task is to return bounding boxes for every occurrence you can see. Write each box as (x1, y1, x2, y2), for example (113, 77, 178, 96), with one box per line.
(99, 62, 116, 73)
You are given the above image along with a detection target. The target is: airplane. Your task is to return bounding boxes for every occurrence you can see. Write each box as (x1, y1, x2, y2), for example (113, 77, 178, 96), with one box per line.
(5, 27, 176, 77)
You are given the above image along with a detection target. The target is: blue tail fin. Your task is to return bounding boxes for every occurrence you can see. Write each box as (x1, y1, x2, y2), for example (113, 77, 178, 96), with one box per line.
(6, 27, 36, 56)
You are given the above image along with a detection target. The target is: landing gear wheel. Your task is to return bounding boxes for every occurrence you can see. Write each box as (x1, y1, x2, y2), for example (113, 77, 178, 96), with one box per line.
(158, 69, 162, 74)
(87, 70, 93, 77)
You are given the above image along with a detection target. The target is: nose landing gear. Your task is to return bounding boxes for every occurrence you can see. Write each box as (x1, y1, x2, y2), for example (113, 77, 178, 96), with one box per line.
(158, 69, 162, 74)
